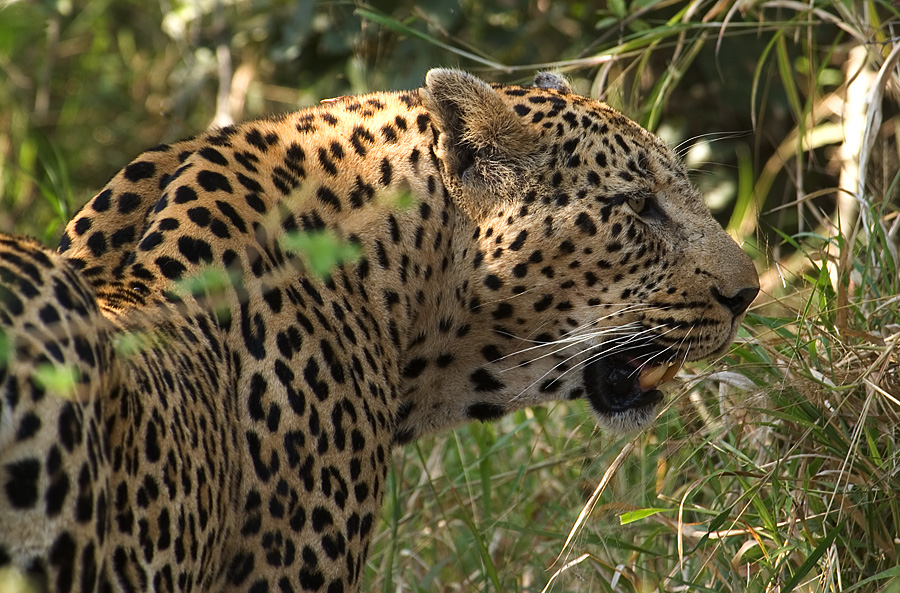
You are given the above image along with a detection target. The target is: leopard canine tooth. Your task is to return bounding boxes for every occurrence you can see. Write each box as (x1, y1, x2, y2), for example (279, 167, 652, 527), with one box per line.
(638, 362, 683, 390)
(638, 364, 668, 390)
(661, 362, 681, 384)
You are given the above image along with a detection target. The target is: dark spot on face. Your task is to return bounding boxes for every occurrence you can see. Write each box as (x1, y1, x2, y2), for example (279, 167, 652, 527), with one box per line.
(558, 240, 575, 254)
(466, 402, 506, 421)
(480, 344, 502, 362)
(416, 113, 430, 133)
(533, 294, 553, 312)
(491, 303, 513, 319)
(470, 368, 505, 392)
(508, 230, 527, 251)
(401, 357, 428, 379)
(575, 212, 597, 235)
(484, 274, 503, 291)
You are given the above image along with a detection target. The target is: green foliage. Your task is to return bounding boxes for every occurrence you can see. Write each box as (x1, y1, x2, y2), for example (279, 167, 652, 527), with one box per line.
(2, 0, 899, 590)
(112, 329, 169, 359)
(618, 507, 670, 525)
(280, 230, 363, 278)
(0, 565, 43, 593)
(32, 362, 79, 398)
(0, 329, 9, 368)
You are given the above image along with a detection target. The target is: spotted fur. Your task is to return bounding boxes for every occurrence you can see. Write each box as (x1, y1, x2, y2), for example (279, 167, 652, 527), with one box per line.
(0, 69, 758, 592)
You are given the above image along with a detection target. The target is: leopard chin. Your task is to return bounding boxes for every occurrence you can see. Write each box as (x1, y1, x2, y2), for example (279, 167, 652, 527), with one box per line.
(582, 347, 683, 430)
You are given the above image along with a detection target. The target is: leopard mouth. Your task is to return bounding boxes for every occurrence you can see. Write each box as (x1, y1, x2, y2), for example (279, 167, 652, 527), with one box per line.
(583, 347, 682, 418)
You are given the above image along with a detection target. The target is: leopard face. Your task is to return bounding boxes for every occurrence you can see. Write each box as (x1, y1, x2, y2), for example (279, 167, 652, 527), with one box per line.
(398, 69, 759, 435)
(0, 69, 758, 592)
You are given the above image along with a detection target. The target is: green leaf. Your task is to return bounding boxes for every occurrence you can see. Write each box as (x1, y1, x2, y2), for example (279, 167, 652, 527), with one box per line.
(779, 517, 849, 592)
(280, 231, 363, 278)
(113, 330, 164, 358)
(33, 363, 79, 398)
(354, 7, 508, 71)
(0, 565, 44, 593)
(843, 568, 900, 593)
(619, 507, 670, 525)
(594, 16, 618, 30)
(174, 266, 237, 297)
(628, 18, 650, 33)
(379, 190, 416, 211)
(609, 0, 627, 18)
(0, 329, 10, 367)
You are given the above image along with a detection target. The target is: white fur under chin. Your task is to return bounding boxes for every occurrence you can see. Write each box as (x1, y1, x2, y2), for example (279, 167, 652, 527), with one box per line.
(592, 403, 661, 433)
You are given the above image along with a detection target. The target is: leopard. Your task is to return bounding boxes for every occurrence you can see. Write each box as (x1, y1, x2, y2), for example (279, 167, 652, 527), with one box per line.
(0, 69, 759, 593)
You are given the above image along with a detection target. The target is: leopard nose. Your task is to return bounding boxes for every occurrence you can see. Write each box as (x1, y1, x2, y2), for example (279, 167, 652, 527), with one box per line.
(711, 285, 759, 317)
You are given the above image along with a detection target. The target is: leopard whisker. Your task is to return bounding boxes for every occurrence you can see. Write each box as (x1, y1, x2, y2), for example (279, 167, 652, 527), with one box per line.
(508, 345, 598, 402)
(495, 303, 656, 360)
(672, 130, 752, 159)
(508, 324, 673, 400)
(558, 303, 656, 339)
(489, 324, 630, 358)
(497, 317, 645, 359)
(496, 325, 639, 371)
(553, 324, 684, 384)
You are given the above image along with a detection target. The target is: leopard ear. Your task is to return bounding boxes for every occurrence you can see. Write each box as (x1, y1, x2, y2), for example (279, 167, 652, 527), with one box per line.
(421, 69, 541, 217)
(533, 71, 572, 94)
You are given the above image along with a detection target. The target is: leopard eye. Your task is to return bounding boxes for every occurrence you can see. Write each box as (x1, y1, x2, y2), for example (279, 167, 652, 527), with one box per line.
(625, 192, 668, 221)
(626, 195, 646, 214)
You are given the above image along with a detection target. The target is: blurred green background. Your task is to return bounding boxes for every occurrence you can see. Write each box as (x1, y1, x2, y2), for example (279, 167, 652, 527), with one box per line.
(2, 1, 899, 591)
